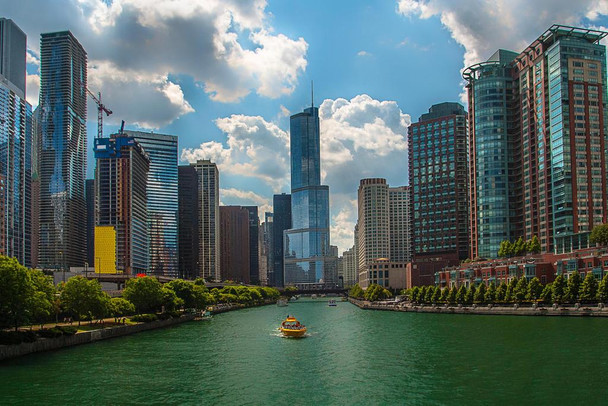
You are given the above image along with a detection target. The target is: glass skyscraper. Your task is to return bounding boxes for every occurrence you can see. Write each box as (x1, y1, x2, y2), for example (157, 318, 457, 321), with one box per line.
(271, 193, 290, 287)
(123, 130, 178, 277)
(39, 31, 87, 269)
(0, 19, 31, 266)
(284, 105, 333, 286)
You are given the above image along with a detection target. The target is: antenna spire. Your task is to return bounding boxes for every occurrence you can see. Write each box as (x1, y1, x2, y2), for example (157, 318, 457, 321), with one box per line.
(311, 80, 314, 109)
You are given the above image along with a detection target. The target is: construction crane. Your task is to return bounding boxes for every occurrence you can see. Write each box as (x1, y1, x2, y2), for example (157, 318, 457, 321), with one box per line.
(85, 88, 112, 139)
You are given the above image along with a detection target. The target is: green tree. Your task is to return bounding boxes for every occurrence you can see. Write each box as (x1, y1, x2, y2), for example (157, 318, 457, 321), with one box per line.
(540, 283, 553, 304)
(496, 282, 507, 302)
(590, 223, 608, 246)
(410, 286, 420, 302)
(165, 279, 198, 308)
(424, 286, 434, 303)
(474, 283, 486, 304)
(598, 275, 608, 303)
(418, 286, 427, 303)
(431, 286, 441, 303)
(484, 282, 496, 303)
(123, 276, 164, 314)
(527, 236, 541, 254)
(439, 287, 449, 303)
(30, 270, 56, 328)
(283, 285, 298, 298)
(447, 287, 457, 304)
(566, 271, 582, 303)
(580, 273, 599, 303)
(505, 278, 518, 303)
(60, 276, 108, 325)
(513, 237, 527, 256)
(109, 297, 135, 319)
(526, 277, 542, 301)
(161, 286, 184, 311)
(0, 257, 35, 330)
(455, 285, 467, 304)
(514, 277, 528, 303)
(349, 284, 364, 299)
(465, 285, 476, 305)
(498, 240, 513, 258)
(552, 275, 566, 304)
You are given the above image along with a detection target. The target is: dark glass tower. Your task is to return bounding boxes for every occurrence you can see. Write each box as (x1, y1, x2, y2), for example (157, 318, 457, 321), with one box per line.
(284, 104, 332, 286)
(86, 179, 94, 267)
(271, 193, 290, 287)
(243, 206, 259, 284)
(178, 165, 199, 279)
(38, 31, 87, 269)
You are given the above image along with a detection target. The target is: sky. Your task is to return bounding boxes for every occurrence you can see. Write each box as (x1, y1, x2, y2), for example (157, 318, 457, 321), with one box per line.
(4, 0, 608, 253)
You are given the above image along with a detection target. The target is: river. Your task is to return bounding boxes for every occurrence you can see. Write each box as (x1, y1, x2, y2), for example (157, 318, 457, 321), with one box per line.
(1, 299, 607, 405)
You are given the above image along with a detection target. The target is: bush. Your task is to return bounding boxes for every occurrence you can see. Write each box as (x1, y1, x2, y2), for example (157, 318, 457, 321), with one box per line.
(58, 326, 78, 336)
(130, 314, 158, 323)
(38, 328, 64, 338)
(0, 330, 38, 345)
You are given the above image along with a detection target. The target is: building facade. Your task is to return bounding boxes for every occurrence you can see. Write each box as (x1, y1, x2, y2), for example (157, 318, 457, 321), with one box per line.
(271, 193, 290, 287)
(86, 178, 94, 268)
(244, 206, 260, 284)
(192, 160, 220, 281)
(39, 31, 87, 270)
(284, 105, 333, 287)
(178, 165, 199, 280)
(340, 246, 358, 287)
(389, 186, 412, 263)
(259, 212, 272, 285)
(94, 135, 149, 274)
(219, 206, 250, 283)
(0, 19, 31, 266)
(123, 130, 178, 277)
(464, 25, 608, 258)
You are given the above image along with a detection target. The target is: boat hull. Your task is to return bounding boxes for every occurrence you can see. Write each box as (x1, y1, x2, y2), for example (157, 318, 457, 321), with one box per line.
(280, 327, 307, 338)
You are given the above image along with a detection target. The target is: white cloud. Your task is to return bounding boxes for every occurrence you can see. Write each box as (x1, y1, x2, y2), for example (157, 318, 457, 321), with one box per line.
(8, 0, 308, 128)
(220, 187, 272, 214)
(357, 50, 371, 57)
(181, 114, 290, 191)
(26, 74, 40, 108)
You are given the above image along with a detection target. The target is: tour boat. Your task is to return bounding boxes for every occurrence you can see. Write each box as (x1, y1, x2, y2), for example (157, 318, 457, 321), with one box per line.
(328, 299, 337, 307)
(279, 316, 307, 338)
(277, 299, 288, 307)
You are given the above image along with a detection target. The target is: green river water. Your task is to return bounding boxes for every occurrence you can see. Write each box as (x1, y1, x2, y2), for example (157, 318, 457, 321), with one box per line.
(1, 299, 608, 405)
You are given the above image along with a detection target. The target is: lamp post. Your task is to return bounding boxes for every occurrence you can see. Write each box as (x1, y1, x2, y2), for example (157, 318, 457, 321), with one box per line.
(84, 262, 89, 278)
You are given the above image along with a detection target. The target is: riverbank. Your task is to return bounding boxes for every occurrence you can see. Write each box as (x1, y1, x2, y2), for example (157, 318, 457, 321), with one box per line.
(349, 298, 608, 317)
(207, 299, 278, 315)
(0, 314, 195, 362)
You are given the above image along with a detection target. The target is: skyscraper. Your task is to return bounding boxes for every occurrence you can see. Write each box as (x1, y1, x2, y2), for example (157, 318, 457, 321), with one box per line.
(0, 19, 31, 266)
(39, 31, 87, 270)
(178, 165, 199, 280)
(259, 212, 273, 285)
(243, 206, 260, 284)
(464, 25, 608, 257)
(388, 186, 412, 263)
(284, 103, 333, 287)
(192, 160, 220, 281)
(408, 102, 469, 284)
(219, 206, 250, 283)
(123, 130, 178, 277)
(271, 193, 290, 287)
(94, 135, 149, 274)
(86, 178, 94, 268)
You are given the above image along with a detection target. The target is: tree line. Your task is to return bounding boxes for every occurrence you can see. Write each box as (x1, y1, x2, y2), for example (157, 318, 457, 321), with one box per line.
(0, 255, 280, 331)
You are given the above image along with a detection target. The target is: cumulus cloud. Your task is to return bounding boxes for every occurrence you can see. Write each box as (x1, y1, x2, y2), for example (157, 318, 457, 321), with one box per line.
(26, 74, 40, 108)
(221, 188, 272, 215)
(7, 0, 308, 128)
(181, 114, 290, 190)
(397, 0, 608, 69)
(357, 50, 371, 57)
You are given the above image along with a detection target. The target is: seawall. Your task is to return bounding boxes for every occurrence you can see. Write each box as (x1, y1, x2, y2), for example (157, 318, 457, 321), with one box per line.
(0, 315, 195, 362)
(349, 298, 608, 317)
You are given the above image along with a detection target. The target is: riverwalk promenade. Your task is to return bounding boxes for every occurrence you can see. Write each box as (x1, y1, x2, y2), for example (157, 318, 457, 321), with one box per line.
(349, 298, 608, 317)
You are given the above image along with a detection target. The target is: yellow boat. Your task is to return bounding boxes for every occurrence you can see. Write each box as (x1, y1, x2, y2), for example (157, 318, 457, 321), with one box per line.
(279, 316, 307, 338)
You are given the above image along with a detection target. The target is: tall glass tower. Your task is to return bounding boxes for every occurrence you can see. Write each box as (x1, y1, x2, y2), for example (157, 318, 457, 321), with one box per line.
(38, 31, 87, 269)
(284, 103, 333, 287)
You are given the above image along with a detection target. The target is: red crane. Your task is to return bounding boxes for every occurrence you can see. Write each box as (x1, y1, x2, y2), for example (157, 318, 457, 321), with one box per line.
(85, 88, 112, 139)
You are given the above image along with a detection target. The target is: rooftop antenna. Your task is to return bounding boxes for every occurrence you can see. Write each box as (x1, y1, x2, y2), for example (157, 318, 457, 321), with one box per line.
(311, 80, 314, 109)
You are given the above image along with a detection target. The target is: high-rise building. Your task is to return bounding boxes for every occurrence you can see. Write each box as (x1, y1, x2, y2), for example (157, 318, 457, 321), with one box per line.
(31, 107, 40, 268)
(0, 18, 31, 266)
(94, 135, 149, 274)
(464, 25, 608, 257)
(123, 130, 178, 277)
(243, 206, 260, 284)
(86, 178, 94, 268)
(220, 206, 250, 283)
(271, 193, 290, 287)
(38, 31, 87, 270)
(356, 178, 408, 289)
(178, 165, 199, 280)
(259, 212, 273, 285)
(408, 102, 469, 284)
(284, 104, 333, 287)
(192, 160, 220, 281)
(340, 246, 358, 287)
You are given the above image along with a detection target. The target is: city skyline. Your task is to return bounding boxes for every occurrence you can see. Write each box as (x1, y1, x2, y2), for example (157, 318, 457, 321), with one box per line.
(3, 1, 608, 253)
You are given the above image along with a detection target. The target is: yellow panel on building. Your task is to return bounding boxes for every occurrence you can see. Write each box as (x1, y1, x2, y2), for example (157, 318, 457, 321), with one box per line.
(94, 226, 117, 274)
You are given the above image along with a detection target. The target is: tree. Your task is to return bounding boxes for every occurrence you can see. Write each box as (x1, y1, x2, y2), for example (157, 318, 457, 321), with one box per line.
(410, 286, 420, 302)
(447, 287, 457, 304)
(166, 279, 198, 308)
(439, 287, 449, 303)
(110, 298, 135, 319)
(474, 283, 486, 304)
(484, 282, 496, 303)
(590, 223, 608, 246)
(418, 286, 427, 303)
(552, 275, 566, 304)
(540, 283, 553, 304)
(514, 277, 528, 303)
(598, 275, 608, 303)
(161, 286, 184, 312)
(60, 276, 108, 325)
(580, 273, 599, 303)
(0, 257, 35, 330)
(526, 277, 542, 301)
(455, 285, 467, 304)
(513, 237, 527, 256)
(431, 286, 441, 303)
(123, 276, 164, 314)
(527, 236, 541, 254)
(30, 270, 56, 328)
(349, 284, 364, 299)
(364, 284, 391, 301)
(505, 278, 518, 302)
(465, 285, 476, 305)
(284, 286, 298, 298)
(498, 240, 513, 258)
(424, 286, 434, 303)
(566, 271, 582, 303)
(496, 282, 507, 302)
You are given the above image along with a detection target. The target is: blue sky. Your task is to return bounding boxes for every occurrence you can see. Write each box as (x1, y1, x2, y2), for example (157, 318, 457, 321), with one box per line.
(4, 0, 608, 252)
